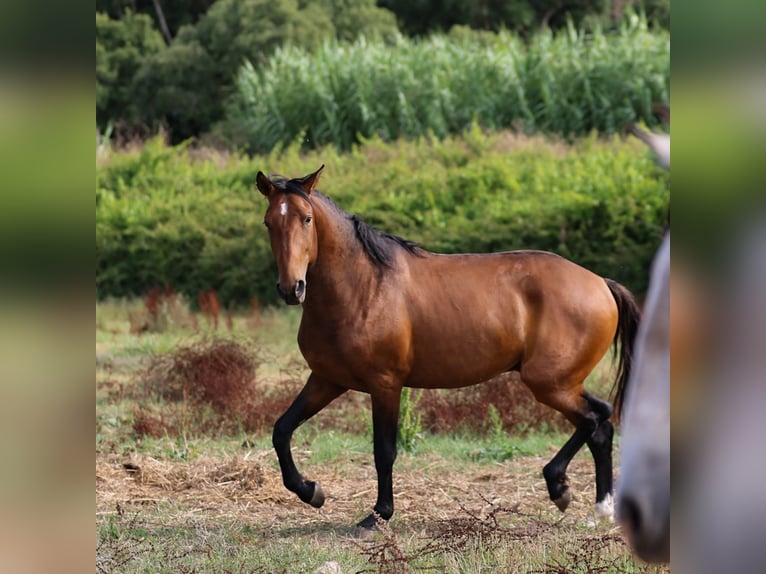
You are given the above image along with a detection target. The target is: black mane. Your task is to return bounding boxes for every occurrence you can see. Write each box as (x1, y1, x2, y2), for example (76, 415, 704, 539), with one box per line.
(268, 176, 422, 269)
(350, 215, 423, 268)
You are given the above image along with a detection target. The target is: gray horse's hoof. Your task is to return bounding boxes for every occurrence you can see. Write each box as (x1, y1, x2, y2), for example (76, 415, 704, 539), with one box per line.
(553, 488, 572, 512)
(308, 482, 325, 508)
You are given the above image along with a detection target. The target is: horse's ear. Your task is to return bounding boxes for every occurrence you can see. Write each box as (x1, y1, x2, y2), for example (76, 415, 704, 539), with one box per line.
(298, 164, 324, 195)
(256, 171, 275, 197)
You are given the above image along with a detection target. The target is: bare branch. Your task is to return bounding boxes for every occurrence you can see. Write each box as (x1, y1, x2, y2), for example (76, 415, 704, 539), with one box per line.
(151, 0, 173, 45)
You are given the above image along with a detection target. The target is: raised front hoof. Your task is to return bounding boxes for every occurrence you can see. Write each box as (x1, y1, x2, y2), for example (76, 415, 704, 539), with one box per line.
(298, 481, 325, 508)
(553, 488, 572, 513)
(354, 513, 382, 538)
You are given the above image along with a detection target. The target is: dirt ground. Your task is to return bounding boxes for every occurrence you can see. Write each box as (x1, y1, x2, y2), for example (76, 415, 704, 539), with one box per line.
(98, 447, 600, 526)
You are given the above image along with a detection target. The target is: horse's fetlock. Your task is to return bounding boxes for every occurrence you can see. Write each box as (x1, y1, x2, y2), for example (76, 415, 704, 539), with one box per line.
(374, 505, 394, 521)
(543, 461, 561, 483)
(283, 477, 299, 493)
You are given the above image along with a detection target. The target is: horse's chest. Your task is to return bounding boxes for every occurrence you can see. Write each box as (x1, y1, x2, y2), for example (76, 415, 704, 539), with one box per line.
(297, 315, 408, 385)
(298, 318, 359, 364)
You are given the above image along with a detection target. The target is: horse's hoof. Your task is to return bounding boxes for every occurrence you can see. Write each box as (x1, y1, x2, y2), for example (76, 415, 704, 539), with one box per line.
(354, 513, 381, 538)
(308, 481, 325, 508)
(553, 489, 572, 512)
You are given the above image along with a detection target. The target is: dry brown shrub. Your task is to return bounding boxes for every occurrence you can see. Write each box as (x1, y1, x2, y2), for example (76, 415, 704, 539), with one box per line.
(531, 533, 632, 574)
(143, 339, 255, 407)
(418, 373, 570, 435)
(356, 496, 554, 573)
(133, 339, 299, 437)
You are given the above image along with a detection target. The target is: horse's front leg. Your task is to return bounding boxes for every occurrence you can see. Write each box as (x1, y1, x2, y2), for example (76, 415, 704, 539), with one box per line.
(273, 374, 346, 507)
(356, 387, 401, 536)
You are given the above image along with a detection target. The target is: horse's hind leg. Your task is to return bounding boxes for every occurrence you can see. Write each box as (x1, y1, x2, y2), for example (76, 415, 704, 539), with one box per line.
(273, 374, 347, 508)
(585, 394, 616, 519)
(530, 386, 613, 514)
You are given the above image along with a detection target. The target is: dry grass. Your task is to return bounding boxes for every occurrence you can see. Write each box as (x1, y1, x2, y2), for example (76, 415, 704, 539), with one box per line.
(96, 447, 667, 573)
(96, 447, 596, 529)
(96, 453, 278, 510)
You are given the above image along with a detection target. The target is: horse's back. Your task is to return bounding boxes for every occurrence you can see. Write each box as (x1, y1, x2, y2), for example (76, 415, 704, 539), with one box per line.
(409, 249, 614, 321)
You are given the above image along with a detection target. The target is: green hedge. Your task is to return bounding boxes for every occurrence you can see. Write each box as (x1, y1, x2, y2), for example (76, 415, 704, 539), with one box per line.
(96, 129, 668, 307)
(226, 15, 669, 151)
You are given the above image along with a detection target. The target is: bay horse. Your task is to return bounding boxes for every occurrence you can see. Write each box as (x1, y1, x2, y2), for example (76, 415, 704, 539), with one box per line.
(256, 165, 640, 534)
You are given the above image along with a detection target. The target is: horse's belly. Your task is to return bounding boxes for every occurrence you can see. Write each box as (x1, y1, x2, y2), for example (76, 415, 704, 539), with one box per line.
(406, 334, 522, 389)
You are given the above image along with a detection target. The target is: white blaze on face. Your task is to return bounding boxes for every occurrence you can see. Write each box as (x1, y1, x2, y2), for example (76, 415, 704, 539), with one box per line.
(280, 202, 288, 216)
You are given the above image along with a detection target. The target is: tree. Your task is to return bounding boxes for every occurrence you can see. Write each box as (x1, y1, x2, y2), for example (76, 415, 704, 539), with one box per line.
(129, 0, 400, 141)
(96, 11, 165, 128)
(314, 0, 399, 42)
(376, 0, 669, 36)
(95, 1, 217, 38)
(132, 0, 335, 140)
(131, 38, 218, 138)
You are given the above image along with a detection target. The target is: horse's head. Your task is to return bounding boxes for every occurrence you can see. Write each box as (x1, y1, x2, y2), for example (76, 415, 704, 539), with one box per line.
(256, 165, 324, 305)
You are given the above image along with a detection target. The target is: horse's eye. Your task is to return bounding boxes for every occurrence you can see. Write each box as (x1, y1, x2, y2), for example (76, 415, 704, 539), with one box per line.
(304, 215, 312, 225)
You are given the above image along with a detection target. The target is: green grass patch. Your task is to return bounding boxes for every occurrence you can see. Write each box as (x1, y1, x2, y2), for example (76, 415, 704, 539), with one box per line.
(282, 424, 573, 469)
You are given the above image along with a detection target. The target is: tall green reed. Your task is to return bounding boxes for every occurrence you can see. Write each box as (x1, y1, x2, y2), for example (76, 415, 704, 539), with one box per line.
(227, 14, 668, 152)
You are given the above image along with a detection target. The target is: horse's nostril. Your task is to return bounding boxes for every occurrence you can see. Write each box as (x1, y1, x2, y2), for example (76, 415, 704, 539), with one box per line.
(276, 283, 286, 298)
(619, 496, 643, 537)
(295, 280, 306, 298)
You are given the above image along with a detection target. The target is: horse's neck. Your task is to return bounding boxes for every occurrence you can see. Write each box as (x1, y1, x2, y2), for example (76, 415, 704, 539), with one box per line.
(305, 200, 377, 307)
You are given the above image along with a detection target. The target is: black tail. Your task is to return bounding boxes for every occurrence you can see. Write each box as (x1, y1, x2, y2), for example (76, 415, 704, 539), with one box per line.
(604, 278, 641, 420)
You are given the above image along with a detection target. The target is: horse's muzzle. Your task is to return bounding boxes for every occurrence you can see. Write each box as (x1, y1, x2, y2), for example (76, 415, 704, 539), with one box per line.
(276, 280, 306, 305)
(617, 469, 670, 563)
